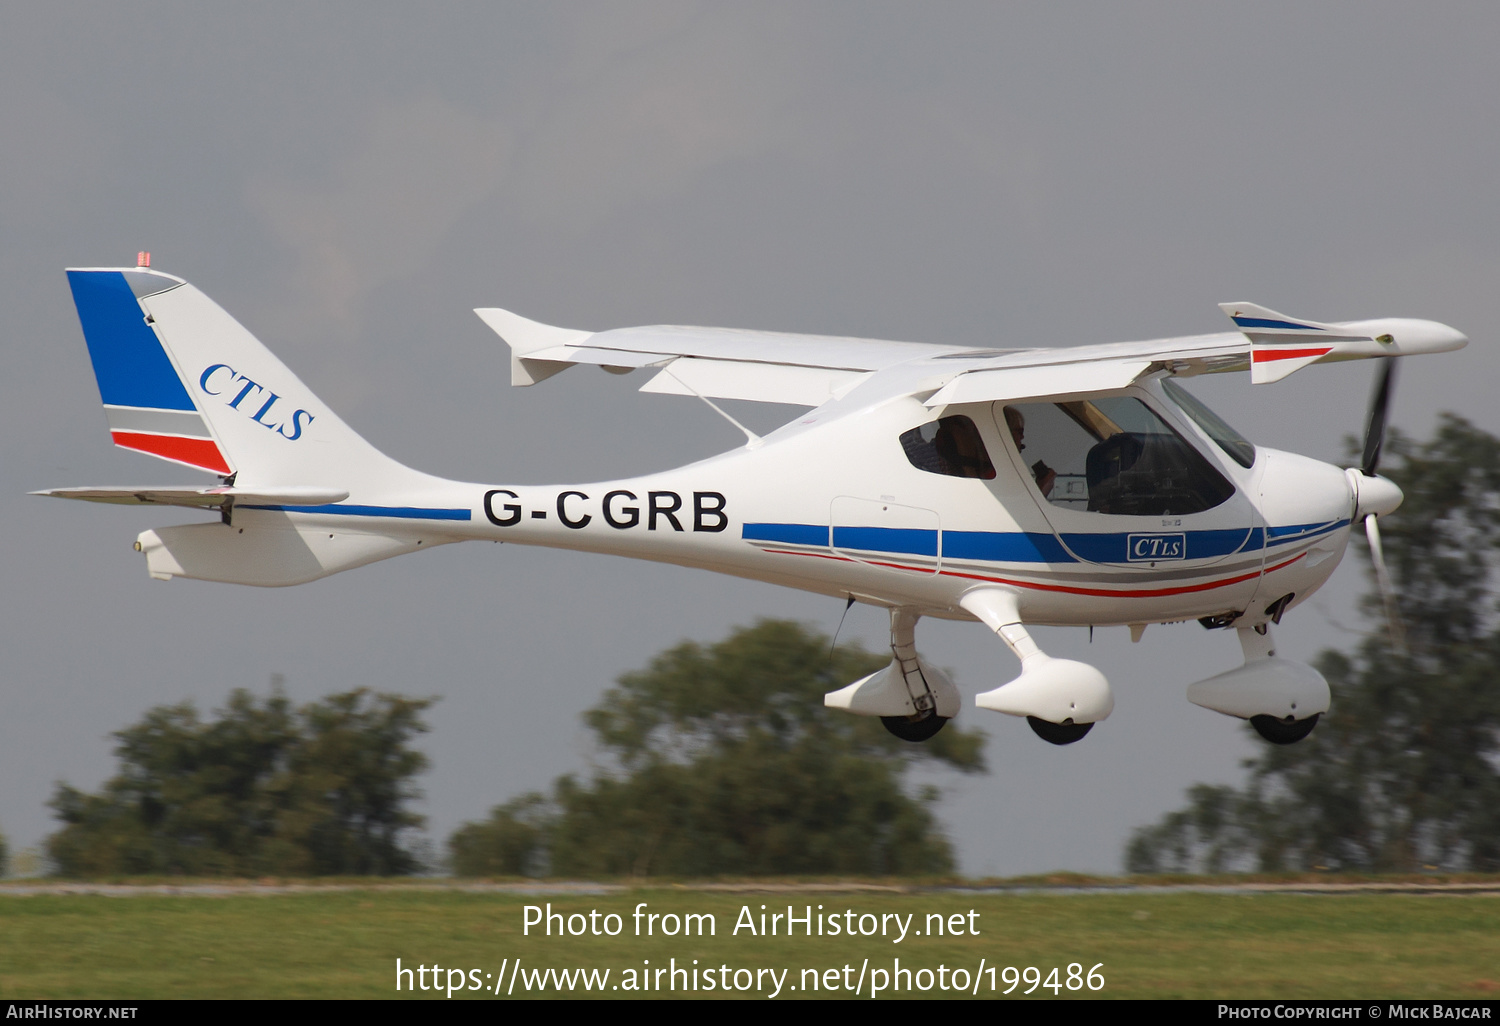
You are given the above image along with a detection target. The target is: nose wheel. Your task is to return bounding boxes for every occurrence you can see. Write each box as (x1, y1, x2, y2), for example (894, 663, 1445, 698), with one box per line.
(1026, 716, 1094, 745)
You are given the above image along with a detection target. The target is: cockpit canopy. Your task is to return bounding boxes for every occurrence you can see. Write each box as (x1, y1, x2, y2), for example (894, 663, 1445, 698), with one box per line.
(1004, 395, 1236, 516)
(897, 381, 1255, 520)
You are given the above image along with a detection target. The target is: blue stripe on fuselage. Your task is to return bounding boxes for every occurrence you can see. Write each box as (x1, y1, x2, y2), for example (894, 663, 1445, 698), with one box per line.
(1265, 519, 1346, 545)
(943, 530, 1072, 563)
(832, 526, 937, 557)
(742, 520, 1348, 564)
(743, 522, 830, 547)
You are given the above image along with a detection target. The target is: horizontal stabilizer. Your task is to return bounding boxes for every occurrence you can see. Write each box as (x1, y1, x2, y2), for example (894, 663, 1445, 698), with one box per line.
(34, 485, 350, 509)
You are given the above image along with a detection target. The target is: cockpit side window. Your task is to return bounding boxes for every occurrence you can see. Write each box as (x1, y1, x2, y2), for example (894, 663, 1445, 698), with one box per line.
(1162, 378, 1257, 468)
(1003, 397, 1235, 515)
(900, 415, 996, 479)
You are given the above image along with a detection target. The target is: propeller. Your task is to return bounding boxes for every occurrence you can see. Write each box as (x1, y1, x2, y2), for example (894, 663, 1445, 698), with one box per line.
(1361, 356, 1397, 478)
(1356, 357, 1406, 652)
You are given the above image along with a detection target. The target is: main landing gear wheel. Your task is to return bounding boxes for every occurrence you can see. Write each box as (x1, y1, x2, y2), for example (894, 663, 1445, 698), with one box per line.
(1250, 713, 1320, 745)
(1027, 716, 1093, 745)
(881, 714, 948, 742)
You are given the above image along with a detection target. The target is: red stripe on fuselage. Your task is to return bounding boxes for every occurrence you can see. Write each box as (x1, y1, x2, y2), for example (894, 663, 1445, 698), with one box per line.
(939, 553, 1305, 597)
(111, 431, 232, 475)
(757, 546, 1307, 598)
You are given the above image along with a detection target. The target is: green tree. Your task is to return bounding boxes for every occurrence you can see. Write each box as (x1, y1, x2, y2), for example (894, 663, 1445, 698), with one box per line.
(450, 620, 986, 877)
(1126, 415, 1500, 873)
(446, 794, 551, 877)
(48, 688, 433, 877)
(0, 825, 8, 878)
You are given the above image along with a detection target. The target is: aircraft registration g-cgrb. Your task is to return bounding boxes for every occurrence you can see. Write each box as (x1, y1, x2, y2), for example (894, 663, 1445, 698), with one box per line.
(41, 263, 1467, 747)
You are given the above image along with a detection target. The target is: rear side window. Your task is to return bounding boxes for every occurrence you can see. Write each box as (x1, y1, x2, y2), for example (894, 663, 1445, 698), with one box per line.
(900, 415, 996, 479)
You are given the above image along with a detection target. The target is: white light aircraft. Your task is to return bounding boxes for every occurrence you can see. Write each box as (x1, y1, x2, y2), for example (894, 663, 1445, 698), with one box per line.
(40, 260, 1466, 746)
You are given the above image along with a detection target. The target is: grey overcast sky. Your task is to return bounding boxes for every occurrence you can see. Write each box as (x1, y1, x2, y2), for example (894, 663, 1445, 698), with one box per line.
(3, 2, 1498, 876)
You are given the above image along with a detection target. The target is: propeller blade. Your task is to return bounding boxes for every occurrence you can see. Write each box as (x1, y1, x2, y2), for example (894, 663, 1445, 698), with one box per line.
(1361, 357, 1398, 477)
(1365, 513, 1406, 653)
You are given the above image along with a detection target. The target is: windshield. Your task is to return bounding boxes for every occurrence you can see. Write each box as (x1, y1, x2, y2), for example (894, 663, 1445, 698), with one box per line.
(1162, 379, 1256, 469)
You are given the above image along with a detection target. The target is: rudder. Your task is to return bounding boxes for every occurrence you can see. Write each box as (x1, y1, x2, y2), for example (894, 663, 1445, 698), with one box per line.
(67, 268, 233, 474)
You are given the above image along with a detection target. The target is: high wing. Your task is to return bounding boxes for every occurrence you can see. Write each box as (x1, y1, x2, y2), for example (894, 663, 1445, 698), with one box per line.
(475, 308, 972, 405)
(475, 303, 1467, 408)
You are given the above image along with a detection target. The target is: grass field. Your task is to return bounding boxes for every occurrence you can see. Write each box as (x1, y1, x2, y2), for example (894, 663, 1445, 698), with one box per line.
(1, 883, 1497, 999)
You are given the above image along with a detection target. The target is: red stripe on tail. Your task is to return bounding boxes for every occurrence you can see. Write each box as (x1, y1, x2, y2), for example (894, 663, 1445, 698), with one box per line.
(111, 432, 232, 475)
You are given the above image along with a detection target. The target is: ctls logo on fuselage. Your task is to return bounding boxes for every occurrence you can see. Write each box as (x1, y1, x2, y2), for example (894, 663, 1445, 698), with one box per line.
(1126, 533, 1186, 562)
(199, 365, 314, 440)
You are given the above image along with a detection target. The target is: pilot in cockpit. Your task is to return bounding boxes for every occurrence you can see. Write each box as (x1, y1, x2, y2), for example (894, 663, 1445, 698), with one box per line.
(1004, 406, 1056, 497)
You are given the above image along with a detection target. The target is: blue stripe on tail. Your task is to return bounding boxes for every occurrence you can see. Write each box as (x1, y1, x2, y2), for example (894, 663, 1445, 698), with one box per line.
(66, 270, 196, 411)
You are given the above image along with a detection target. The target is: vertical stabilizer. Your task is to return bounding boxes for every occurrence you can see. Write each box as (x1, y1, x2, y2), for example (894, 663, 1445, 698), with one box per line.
(66, 268, 426, 492)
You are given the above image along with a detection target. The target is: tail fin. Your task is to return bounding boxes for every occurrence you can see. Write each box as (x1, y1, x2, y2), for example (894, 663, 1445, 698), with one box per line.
(65, 268, 418, 489)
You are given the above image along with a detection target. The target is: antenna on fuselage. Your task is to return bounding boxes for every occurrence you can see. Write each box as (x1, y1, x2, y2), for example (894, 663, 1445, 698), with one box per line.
(828, 594, 857, 658)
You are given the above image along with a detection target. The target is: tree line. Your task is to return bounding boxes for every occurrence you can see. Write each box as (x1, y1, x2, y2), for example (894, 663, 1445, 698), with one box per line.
(46, 688, 432, 876)
(33, 621, 985, 878)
